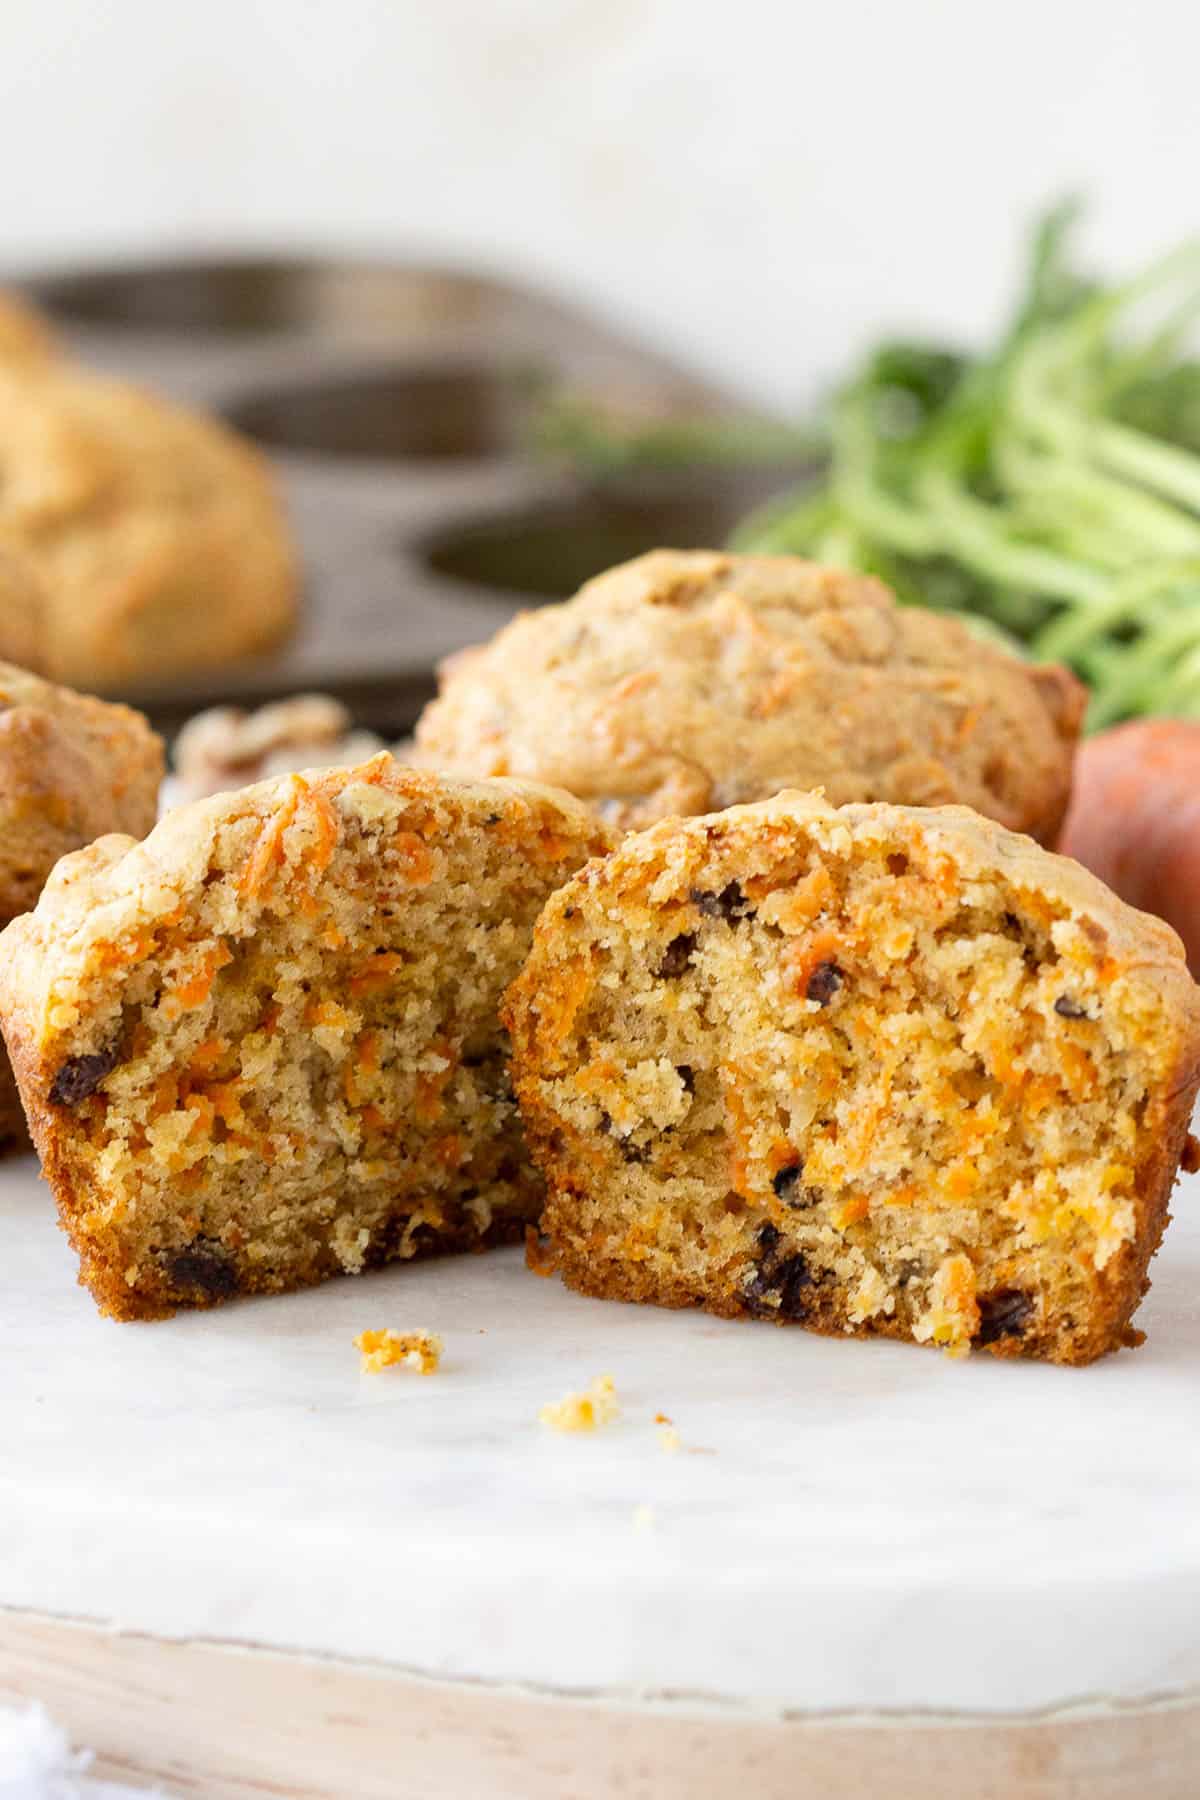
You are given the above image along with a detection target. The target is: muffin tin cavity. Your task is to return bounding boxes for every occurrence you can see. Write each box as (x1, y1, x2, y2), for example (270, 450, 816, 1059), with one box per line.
(421, 479, 804, 605)
(18, 254, 809, 733)
(226, 363, 546, 464)
(26, 259, 510, 341)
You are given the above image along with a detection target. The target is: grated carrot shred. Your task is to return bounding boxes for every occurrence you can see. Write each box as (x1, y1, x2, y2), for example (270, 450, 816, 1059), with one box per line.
(207, 1081, 247, 1129)
(188, 1037, 227, 1074)
(393, 831, 434, 887)
(414, 1039, 457, 1124)
(343, 1030, 382, 1108)
(308, 786, 339, 872)
(943, 1159, 978, 1201)
(98, 932, 153, 970)
(306, 997, 349, 1029)
(884, 1181, 918, 1208)
(719, 1064, 762, 1200)
(184, 1094, 216, 1140)
(525, 1226, 558, 1277)
(349, 952, 406, 997)
(433, 1131, 463, 1167)
(238, 775, 306, 900)
(163, 943, 233, 1018)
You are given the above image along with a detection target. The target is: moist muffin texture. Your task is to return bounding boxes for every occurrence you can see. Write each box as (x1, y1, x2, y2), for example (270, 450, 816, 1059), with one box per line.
(415, 550, 1085, 842)
(0, 662, 163, 1143)
(0, 360, 297, 688)
(506, 793, 1200, 1364)
(0, 755, 610, 1318)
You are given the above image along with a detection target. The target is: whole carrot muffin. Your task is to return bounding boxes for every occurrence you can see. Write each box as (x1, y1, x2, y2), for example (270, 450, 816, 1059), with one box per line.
(0, 755, 610, 1318)
(0, 662, 163, 1143)
(0, 359, 298, 689)
(505, 793, 1200, 1365)
(414, 550, 1085, 842)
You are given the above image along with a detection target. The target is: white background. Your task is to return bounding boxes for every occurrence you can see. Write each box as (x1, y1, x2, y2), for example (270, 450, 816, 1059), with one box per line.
(2, 0, 1197, 405)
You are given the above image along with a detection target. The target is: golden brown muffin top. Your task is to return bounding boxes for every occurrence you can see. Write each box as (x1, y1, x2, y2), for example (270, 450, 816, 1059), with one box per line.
(415, 550, 1086, 842)
(0, 754, 610, 1042)
(559, 786, 1198, 1023)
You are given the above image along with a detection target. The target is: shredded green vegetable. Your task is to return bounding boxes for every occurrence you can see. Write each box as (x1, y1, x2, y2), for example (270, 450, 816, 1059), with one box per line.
(734, 204, 1200, 726)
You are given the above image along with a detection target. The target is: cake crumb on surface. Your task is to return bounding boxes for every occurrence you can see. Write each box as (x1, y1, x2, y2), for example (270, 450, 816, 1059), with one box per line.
(524, 1225, 558, 1277)
(539, 1373, 619, 1433)
(355, 1328, 443, 1375)
(657, 1425, 683, 1454)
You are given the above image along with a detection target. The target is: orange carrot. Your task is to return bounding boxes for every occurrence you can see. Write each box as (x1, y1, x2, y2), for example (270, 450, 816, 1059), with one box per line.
(832, 1194, 870, 1229)
(308, 787, 339, 873)
(207, 1082, 247, 1129)
(163, 943, 233, 1018)
(432, 1132, 463, 1167)
(348, 952, 407, 997)
(1059, 719, 1200, 975)
(414, 1040, 456, 1124)
(238, 775, 305, 899)
(393, 831, 434, 887)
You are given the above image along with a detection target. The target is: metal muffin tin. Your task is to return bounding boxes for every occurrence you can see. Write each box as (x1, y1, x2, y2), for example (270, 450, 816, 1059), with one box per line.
(21, 257, 813, 736)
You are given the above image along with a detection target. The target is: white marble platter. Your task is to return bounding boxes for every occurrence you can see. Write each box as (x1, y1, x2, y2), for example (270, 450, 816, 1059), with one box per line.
(1, 1142, 1197, 1721)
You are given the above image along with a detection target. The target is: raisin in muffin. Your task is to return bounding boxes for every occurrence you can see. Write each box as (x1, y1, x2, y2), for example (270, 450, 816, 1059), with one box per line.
(505, 793, 1200, 1364)
(0, 755, 610, 1317)
(414, 550, 1085, 842)
(0, 359, 298, 689)
(0, 662, 163, 1143)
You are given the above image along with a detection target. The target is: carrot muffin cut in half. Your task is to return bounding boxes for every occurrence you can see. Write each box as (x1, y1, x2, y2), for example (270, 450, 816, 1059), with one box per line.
(0, 756, 610, 1318)
(506, 794, 1200, 1364)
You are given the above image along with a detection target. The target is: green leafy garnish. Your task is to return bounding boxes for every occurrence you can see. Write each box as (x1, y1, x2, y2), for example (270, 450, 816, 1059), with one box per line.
(734, 205, 1200, 727)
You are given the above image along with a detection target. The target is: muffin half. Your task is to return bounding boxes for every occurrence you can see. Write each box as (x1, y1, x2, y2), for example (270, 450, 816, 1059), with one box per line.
(506, 794, 1200, 1364)
(0, 756, 610, 1316)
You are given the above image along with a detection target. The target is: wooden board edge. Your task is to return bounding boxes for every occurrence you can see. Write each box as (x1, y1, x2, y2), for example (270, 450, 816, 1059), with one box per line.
(1, 1608, 1198, 1800)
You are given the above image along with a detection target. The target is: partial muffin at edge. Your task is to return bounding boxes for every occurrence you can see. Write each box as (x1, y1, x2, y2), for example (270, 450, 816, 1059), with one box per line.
(0, 660, 163, 1143)
(0, 360, 298, 688)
